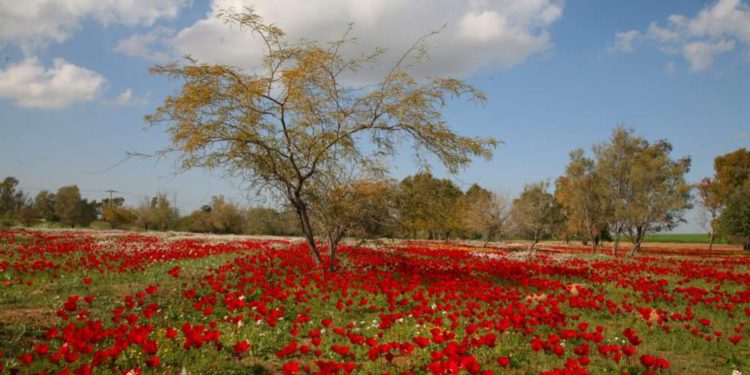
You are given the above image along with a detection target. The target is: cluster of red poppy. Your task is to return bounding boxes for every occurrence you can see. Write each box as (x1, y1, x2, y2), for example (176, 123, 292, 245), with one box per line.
(1, 230, 748, 374)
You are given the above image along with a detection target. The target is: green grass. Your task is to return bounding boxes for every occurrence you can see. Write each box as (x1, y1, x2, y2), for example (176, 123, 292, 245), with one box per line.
(642, 233, 726, 244)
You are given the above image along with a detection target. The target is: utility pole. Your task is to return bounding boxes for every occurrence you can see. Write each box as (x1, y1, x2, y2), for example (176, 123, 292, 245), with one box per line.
(105, 189, 117, 208)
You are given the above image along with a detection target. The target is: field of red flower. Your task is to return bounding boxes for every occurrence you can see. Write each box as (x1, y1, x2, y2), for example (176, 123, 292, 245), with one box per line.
(1, 230, 748, 374)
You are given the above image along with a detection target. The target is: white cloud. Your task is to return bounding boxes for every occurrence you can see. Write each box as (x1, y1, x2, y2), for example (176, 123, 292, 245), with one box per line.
(610, 30, 641, 53)
(115, 27, 176, 63)
(460, 10, 507, 42)
(683, 39, 735, 71)
(160, 0, 563, 79)
(104, 88, 147, 107)
(0, 58, 105, 109)
(611, 0, 750, 71)
(0, 0, 190, 53)
(688, 0, 750, 42)
(647, 22, 682, 45)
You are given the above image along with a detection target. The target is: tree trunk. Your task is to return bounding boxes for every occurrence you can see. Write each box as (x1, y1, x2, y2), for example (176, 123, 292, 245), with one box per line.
(328, 233, 340, 272)
(590, 234, 597, 254)
(628, 241, 641, 258)
(743, 240, 749, 251)
(294, 202, 323, 266)
(708, 233, 715, 251)
(329, 244, 336, 271)
(527, 238, 539, 260)
(612, 231, 621, 257)
(528, 230, 539, 256)
(628, 227, 644, 258)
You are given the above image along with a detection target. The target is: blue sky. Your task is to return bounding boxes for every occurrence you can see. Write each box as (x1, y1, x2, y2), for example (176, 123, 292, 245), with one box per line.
(1, 0, 749, 232)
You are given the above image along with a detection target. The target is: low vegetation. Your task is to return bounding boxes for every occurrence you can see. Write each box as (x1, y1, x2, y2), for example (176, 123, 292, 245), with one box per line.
(1, 230, 748, 374)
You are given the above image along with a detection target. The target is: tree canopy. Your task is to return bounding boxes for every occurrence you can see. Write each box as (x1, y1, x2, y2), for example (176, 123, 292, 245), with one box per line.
(54, 186, 84, 228)
(397, 173, 465, 240)
(594, 127, 691, 257)
(0, 177, 25, 224)
(510, 181, 562, 253)
(135, 193, 179, 231)
(147, 9, 496, 266)
(705, 148, 750, 249)
(719, 182, 750, 250)
(713, 148, 750, 200)
(555, 149, 608, 252)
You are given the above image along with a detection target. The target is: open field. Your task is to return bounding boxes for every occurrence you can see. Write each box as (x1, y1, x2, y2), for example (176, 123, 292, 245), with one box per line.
(642, 233, 726, 244)
(1, 229, 749, 375)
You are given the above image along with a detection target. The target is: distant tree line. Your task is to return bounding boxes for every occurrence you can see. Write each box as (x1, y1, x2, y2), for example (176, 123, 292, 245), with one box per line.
(1, 182, 99, 228)
(0, 174, 508, 241)
(548, 126, 692, 257)
(1, 129, 748, 252)
(513, 127, 749, 255)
